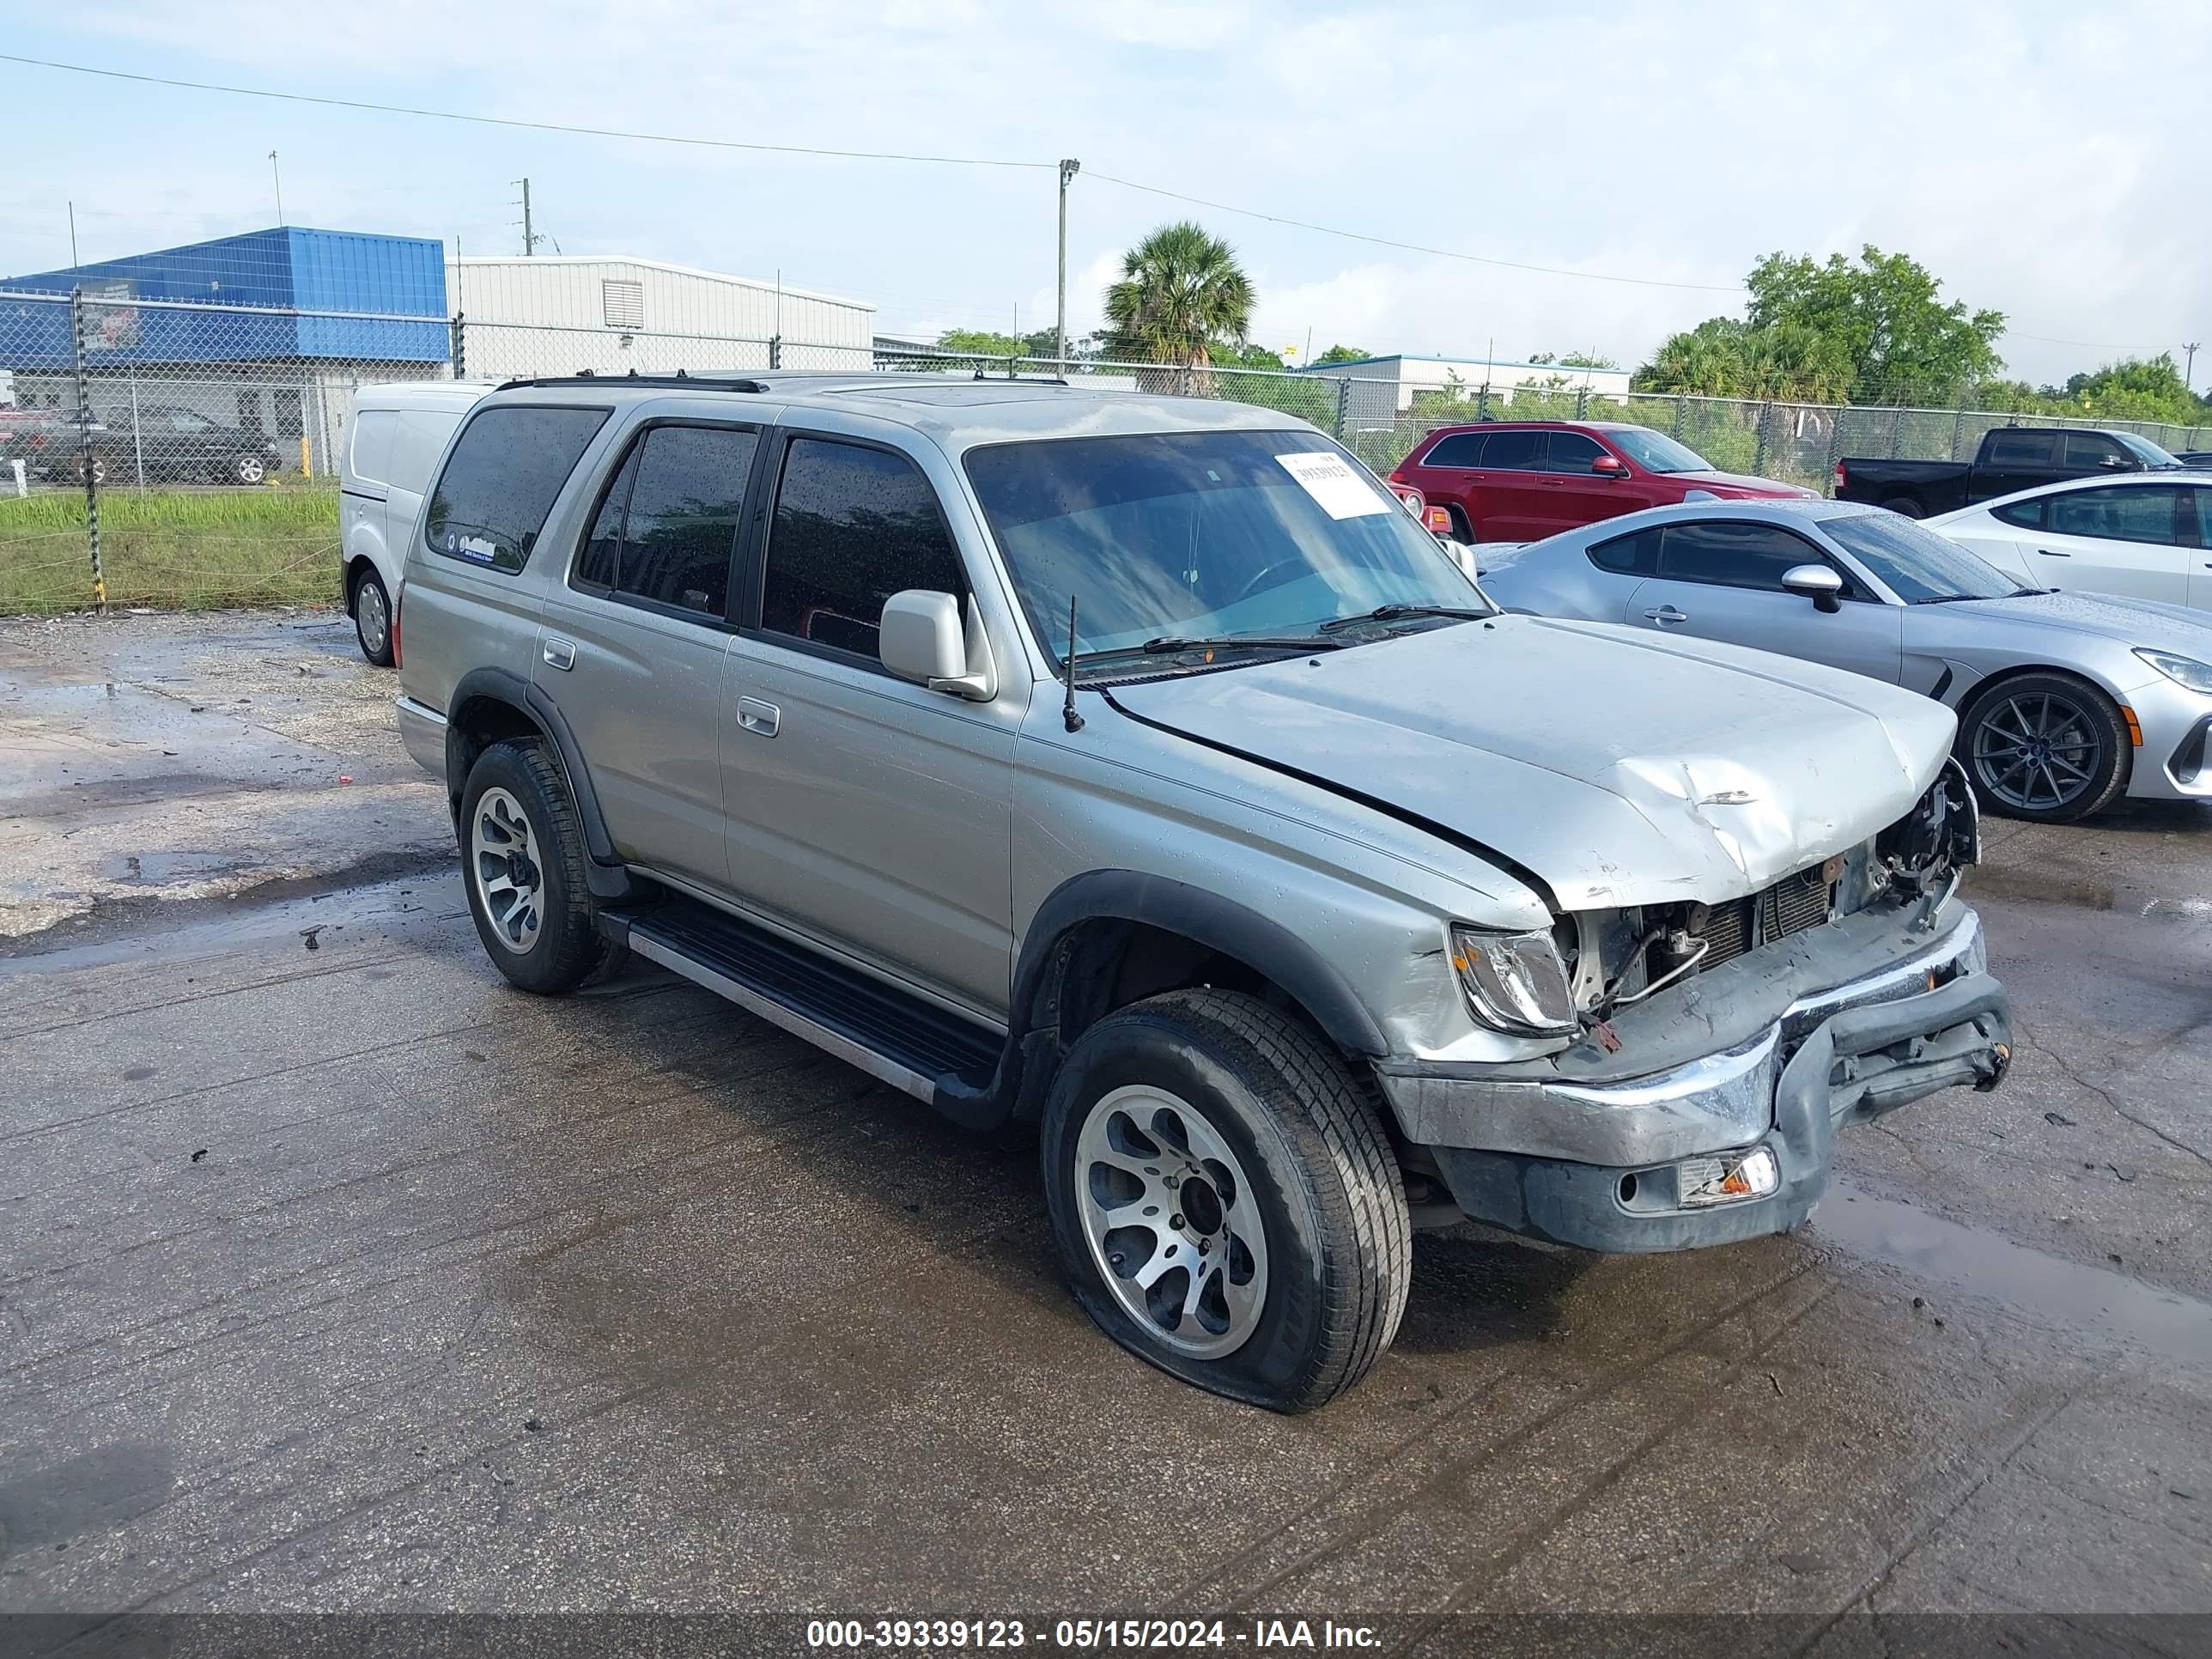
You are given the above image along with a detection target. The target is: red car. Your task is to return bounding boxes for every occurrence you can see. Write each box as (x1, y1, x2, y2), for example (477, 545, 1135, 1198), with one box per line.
(1389, 420, 1814, 544)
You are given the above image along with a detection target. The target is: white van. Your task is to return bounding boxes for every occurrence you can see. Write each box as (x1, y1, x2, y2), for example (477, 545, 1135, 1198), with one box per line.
(341, 382, 491, 664)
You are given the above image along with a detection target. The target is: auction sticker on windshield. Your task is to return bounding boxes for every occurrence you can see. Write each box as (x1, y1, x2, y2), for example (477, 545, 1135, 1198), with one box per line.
(1277, 451, 1389, 520)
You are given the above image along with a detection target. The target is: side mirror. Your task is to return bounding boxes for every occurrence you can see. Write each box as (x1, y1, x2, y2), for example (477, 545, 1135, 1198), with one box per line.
(880, 589, 998, 701)
(1782, 563, 1845, 613)
(1590, 454, 1629, 477)
(2098, 453, 2130, 469)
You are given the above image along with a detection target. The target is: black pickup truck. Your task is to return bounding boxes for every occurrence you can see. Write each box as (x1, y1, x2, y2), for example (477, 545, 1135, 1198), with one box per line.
(1834, 426, 2182, 518)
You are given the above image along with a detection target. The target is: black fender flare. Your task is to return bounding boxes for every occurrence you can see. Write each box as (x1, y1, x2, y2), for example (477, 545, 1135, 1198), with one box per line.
(1015, 870, 1389, 1060)
(444, 666, 635, 900)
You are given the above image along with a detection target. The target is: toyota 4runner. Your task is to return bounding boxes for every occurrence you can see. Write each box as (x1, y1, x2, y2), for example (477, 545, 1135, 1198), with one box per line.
(394, 372, 2011, 1412)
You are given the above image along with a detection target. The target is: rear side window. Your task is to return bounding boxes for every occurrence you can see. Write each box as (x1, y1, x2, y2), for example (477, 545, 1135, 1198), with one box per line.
(425, 405, 610, 574)
(1658, 520, 1830, 592)
(1540, 432, 1607, 474)
(349, 410, 395, 487)
(1420, 433, 1485, 468)
(760, 438, 967, 662)
(1992, 496, 2046, 531)
(1984, 430, 2054, 466)
(574, 425, 756, 619)
(2048, 484, 2182, 546)
(1587, 527, 1658, 574)
(1479, 430, 1542, 471)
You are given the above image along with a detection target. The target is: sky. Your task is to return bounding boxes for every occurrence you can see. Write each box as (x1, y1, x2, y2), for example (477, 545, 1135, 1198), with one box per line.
(3, 0, 2209, 390)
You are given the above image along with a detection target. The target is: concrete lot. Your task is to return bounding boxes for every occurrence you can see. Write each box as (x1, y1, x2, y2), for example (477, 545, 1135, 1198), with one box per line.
(2, 612, 2209, 1640)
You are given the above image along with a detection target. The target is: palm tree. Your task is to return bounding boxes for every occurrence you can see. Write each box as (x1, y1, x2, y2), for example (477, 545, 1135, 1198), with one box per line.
(1103, 222, 1255, 371)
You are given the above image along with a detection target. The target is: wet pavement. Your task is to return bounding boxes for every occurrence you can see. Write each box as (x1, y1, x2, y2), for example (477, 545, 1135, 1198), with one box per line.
(1, 613, 2209, 1636)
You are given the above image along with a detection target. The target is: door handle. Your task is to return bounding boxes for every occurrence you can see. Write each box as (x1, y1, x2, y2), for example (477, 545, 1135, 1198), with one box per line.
(2036, 548, 2070, 557)
(737, 696, 781, 738)
(542, 637, 575, 671)
(1644, 605, 1689, 625)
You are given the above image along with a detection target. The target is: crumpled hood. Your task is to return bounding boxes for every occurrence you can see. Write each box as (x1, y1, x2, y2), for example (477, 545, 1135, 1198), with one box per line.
(1109, 615, 1956, 910)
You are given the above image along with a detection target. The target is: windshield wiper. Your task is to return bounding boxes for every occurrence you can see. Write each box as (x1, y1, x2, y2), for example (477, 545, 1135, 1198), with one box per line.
(1317, 603, 1493, 632)
(1070, 633, 1346, 669)
(1911, 594, 1989, 605)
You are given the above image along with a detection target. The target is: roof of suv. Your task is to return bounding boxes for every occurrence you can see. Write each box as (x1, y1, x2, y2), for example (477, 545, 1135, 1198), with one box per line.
(483, 371, 1312, 448)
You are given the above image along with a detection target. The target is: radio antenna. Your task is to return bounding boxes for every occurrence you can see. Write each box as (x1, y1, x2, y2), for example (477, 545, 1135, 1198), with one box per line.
(1061, 594, 1085, 732)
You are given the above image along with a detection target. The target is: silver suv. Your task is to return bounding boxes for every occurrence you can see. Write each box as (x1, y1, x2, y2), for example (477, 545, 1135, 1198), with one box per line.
(394, 374, 2011, 1412)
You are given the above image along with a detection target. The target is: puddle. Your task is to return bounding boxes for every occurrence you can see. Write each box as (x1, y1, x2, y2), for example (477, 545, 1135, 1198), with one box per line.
(100, 849, 238, 884)
(1814, 1182, 2212, 1368)
(0, 867, 465, 974)
(1965, 866, 2119, 911)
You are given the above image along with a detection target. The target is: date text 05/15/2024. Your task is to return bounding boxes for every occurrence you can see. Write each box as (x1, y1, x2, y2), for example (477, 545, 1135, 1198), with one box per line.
(805, 1619, 1382, 1650)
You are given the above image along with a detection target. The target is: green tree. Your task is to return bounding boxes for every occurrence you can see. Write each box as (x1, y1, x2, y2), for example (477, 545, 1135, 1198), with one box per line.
(1312, 343, 1370, 364)
(1103, 222, 1255, 368)
(1744, 245, 2004, 402)
(1632, 317, 1852, 402)
(933, 326, 1066, 359)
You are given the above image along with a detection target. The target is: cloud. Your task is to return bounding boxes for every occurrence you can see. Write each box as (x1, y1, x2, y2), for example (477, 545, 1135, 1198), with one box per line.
(7, 1, 2209, 387)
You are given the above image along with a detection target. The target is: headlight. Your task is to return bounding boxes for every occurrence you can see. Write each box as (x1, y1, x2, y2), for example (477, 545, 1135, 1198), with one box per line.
(2135, 648, 2212, 695)
(1449, 924, 1577, 1036)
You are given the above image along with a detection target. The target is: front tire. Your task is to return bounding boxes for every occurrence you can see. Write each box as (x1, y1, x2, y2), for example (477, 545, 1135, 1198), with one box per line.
(351, 568, 394, 666)
(232, 453, 268, 485)
(1040, 988, 1411, 1413)
(459, 739, 608, 993)
(1957, 672, 2130, 823)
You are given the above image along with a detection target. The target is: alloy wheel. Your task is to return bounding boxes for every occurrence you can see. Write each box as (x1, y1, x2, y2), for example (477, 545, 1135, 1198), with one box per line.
(470, 786, 544, 953)
(1971, 690, 2102, 813)
(1073, 1085, 1268, 1359)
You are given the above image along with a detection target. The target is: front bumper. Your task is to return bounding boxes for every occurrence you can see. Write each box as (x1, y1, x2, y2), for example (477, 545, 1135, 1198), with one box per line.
(2118, 676, 2212, 800)
(1377, 902, 2010, 1252)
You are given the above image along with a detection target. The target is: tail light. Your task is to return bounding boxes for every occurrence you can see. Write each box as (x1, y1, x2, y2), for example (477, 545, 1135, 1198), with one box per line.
(1424, 504, 1454, 536)
(1832, 461, 1845, 495)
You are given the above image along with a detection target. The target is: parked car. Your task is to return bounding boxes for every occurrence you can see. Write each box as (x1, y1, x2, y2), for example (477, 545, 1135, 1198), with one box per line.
(1480, 498, 2212, 823)
(1924, 472, 2212, 611)
(76, 403, 287, 487)
(394, 373, 2008, 1411)
(2178, 452, 2212, 470)
(1835, 427, 2182, 520)
(1389, 420, 1814, 544)
(339, 381, 491, 665)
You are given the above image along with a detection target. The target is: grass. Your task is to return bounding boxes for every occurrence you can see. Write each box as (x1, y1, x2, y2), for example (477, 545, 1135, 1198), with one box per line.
(0, 485, 341, 613)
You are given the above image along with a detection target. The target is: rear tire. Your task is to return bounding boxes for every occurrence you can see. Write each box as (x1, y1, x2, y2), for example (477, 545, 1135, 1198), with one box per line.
(351, 568, 394, 666)
(1879, 495, 1924, 519)
(459, 738, 608, 994)
(232, 453, 268, 485)
(1956, 672, 2130, 824)
(1039, 988, 1411, 1413)
(1446, 504, 1479, 544)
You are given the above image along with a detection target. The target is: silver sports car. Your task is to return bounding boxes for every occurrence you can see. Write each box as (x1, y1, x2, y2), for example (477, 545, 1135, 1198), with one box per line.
(1479, 498, 2212, 823)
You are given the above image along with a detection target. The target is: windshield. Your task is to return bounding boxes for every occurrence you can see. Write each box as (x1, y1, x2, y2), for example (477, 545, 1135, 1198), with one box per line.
(1601, 427, 1714, 474)
(1823, 510, 2021, 602)
(2115, 431, 2182, 468)
(963, 430, 1488, 669)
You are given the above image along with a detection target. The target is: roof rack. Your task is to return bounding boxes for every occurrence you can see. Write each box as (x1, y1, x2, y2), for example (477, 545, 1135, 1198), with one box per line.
(493, 368, 769, 393)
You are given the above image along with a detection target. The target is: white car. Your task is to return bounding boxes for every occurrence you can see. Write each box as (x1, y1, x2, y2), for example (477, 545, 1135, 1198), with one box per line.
(340, 381, 492, 664)
(1927, 471, 2212, 611)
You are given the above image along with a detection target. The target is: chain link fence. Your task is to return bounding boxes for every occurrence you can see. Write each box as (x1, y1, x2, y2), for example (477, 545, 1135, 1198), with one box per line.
(5, 287, 2210, 614)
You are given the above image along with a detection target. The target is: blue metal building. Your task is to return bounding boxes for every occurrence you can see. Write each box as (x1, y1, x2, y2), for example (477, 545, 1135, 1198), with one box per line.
(3, 227, 450, 368)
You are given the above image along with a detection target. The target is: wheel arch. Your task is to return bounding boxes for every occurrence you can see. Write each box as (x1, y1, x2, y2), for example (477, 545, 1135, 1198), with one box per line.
(444, 666, 637, 901)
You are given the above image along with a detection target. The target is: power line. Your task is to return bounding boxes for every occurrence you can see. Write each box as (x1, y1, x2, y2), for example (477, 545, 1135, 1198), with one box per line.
(0, 53, 1053, 170)
(1082, 171, 1746, 295)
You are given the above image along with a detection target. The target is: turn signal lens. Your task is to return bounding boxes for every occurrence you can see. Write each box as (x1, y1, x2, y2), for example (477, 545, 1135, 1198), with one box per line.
(1449, 925, 1577, 1036)
(1679, 1146, 1780, 1207)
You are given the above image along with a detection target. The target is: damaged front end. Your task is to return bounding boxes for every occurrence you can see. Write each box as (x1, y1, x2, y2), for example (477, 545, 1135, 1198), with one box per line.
(1382, 758, 2010, 1253)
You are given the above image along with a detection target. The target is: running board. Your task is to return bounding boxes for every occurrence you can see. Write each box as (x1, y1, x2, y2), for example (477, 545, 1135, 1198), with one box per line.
(599, 895, 1003, 1110)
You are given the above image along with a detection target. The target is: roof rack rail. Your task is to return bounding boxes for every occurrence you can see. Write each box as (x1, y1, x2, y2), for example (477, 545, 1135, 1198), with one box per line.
(492, 371, 770, 393)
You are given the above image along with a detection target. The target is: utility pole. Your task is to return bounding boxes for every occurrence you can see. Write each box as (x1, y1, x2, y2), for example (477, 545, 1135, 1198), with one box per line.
(269, 151, 284, 225)
(2187, 341, 2203, 392)
(67, 200, 78, 267)
(514, 178, 539, 256)
(1056, 158, 1080, 368)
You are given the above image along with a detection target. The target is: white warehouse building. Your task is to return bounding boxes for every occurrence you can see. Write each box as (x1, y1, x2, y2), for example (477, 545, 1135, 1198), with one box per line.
(446, 256, 875, 380)
(1300, 352, 1635, 420)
